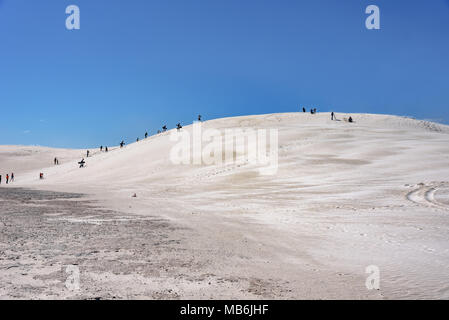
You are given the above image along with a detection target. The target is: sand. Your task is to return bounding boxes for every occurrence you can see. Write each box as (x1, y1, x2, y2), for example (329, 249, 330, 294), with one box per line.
(1, 112, 449, 299)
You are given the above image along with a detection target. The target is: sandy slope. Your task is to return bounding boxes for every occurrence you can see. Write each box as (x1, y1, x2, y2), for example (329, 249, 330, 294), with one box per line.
(1, 112, 449, 299)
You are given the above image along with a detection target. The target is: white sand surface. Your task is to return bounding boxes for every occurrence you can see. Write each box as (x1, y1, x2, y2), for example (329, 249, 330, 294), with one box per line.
(1, 112, 449, 299)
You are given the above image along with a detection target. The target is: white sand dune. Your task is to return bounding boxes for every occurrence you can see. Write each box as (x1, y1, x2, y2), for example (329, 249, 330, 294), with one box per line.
(1, 112, 449, 299)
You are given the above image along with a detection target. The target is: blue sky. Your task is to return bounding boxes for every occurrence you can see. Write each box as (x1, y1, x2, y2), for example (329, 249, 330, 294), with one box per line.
(0, 0, 448, 148)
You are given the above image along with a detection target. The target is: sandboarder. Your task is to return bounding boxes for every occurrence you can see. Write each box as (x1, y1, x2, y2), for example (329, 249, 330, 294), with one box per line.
(78, 158, 86, 168)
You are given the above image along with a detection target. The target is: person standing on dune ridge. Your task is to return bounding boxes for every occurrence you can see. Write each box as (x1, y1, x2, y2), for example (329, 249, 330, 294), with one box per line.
(6, 174, 9, 184)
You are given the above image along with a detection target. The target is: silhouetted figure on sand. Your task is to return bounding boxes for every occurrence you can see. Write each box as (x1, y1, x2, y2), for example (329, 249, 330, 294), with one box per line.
(162, 125, 167, 132)
(302, 107, 306, 113)
(348, 116, 353, 123)
(39, 173, 44, 180)
(105, 147, 108, 152)
(120, 141, 125, 148)
(100, 146, 103, 152)
(6, 174, 9, 184)
(145, 132, 148, 139)
(198, 115, 202, 121)
(137, 137, 139, 142)
(176, 123, 182, 131)
(87, 150, 90, 157)
(11, 173, 14, 182)
(331, 112, 335, 120)
(78, 158, 86, 168)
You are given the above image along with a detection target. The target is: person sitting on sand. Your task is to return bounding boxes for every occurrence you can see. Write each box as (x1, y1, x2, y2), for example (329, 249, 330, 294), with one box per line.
(348, 116, 353, 123)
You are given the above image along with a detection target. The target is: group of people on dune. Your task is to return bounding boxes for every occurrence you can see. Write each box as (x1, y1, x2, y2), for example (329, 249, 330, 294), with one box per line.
(74, 115, 202, 170)
(0, 172, 14, 185)
(302, 108, 353, 123)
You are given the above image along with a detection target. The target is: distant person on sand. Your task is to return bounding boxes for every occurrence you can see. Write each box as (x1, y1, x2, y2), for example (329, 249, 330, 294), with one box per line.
(137, 137, 139, 142)
(331, 112, 335, 120)
(0, 174, 2, 184)
(100, 146, 103, 152)
(348, 116, 353, 123)
(87, 150, 90, 157)
(162, 125, 167, 132)
(105, 147, 108, 152)
(145, 132, 148, 139)
(176, 123, 182, 131)
(39, 173, 44, 180)
(310, 109, 314, 114)
(120, 141, 124, 148)
(302, 107, 306, 113)
(6, 174, 9, 184)
(198, 115, 202, 121)
(78, 158, 86, 168)
(11, 173, 14, 182)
